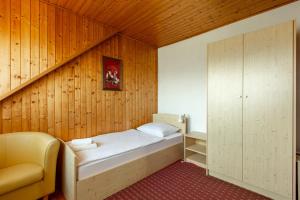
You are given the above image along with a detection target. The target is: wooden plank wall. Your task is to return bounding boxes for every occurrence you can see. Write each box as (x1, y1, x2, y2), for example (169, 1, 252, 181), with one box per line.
(0, 0, 158, 141)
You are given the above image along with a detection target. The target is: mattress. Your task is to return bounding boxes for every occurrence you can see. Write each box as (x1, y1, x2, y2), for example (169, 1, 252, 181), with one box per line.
(71, 129, 164, 166)
(75, 131, 183, 180)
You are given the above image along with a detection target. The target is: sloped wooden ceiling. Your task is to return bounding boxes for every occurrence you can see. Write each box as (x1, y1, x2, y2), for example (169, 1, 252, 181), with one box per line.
(44, 0, 295, 47)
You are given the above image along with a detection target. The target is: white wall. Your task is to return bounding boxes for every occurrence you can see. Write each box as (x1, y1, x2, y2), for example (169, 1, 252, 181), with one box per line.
(158, 1, 300, 144)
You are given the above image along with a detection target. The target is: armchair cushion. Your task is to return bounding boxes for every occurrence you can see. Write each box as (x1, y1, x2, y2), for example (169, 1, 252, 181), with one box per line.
(0, 163, 43, 195)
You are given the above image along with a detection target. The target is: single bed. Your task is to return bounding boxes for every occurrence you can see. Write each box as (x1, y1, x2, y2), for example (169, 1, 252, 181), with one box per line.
(60, 113, 186, 200)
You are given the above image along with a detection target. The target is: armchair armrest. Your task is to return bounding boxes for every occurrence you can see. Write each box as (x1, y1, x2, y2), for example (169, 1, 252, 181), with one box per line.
(41, 138, 60, 193)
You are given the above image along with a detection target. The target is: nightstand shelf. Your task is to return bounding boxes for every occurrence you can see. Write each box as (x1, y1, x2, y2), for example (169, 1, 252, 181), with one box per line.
(184, 132, 207, 170)
(186, 154, 207, 169)
(186, 144, 206, 155)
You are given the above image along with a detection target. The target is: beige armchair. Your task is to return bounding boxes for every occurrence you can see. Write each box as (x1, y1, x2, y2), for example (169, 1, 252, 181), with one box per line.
(0, 132, 60, 200)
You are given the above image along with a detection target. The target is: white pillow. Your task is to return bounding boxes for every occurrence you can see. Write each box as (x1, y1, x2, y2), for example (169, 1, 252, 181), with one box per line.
(137, 122, 179, 137)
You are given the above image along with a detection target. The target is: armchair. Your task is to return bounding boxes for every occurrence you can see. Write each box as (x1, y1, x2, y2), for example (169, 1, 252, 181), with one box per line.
(0, 132, 60, 200)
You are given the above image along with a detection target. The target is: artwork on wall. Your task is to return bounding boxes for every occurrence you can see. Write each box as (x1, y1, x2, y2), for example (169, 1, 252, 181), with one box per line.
(102, 56, 122, 91)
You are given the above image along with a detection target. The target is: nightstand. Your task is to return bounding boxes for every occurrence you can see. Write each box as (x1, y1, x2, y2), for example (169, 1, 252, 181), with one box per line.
(184, 132, 207, 170)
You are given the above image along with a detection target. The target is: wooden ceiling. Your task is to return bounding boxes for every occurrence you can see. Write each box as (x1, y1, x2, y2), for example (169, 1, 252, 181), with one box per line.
(45, 0, 295, 47)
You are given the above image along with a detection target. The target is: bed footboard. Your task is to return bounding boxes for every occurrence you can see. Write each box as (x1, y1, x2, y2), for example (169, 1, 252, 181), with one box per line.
(76, 143, 183, 200)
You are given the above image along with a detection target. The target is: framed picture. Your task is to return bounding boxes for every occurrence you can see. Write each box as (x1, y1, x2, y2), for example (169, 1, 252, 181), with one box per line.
(102, 56, 122, 91)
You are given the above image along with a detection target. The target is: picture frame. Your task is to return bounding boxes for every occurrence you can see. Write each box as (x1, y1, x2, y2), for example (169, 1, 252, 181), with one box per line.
(102, 56, 122, 91)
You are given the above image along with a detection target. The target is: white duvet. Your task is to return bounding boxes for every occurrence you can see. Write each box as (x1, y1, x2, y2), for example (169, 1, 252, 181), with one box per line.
(70, 129, 164, 166)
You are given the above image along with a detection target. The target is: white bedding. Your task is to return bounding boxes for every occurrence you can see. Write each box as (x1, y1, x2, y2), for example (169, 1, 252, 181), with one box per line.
(69, 129, 164, 166)
(77, 132, 182, 180)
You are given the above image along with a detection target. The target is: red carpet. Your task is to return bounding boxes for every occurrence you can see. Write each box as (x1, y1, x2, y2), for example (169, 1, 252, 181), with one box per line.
(106, 161, 270, 200)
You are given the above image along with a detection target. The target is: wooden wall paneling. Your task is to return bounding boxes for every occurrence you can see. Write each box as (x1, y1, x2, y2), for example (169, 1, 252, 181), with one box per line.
(113, 38, 118, 132)
(74, 59, 81, 139)
(30, 0, 39, 77)
(104, 39, 110, 133)
(21, 87, 31, 131)
(40, 2, 48, 72)
(147, 47, 153, 119)
(113, 36, 120, 132)
(144, 46, 149, 123)
(61, 65, 69, 141)
(30, 83, 39, 131)
(69, 13, 77, 55)
(74, 15, 82, 139)
(82, 17, 88, 49)
(76, 16, 83, 51)
(86, 50, 92, 138)
(39, 78, 48, 132)
(110, 38, 116, 132)
(54, 69, 62, 138)
(136, 41, 142, 127)
(55, 7, 63, 63)
(133, 39, 138, 128)
(117, 37, 122, 131)
(47, 4, 56, 135)
(54, 7, 62, 139)
(0, 1, 158, 139)
(91, 48, 97, 136)
(93, 22, 102, 133)
(142, 44, 148, 124)
(0, 0, 11, 94)
(95, 23, 103, 134)
(47, 4, 56, 67)
(47, 73, 55, 135)
(135, 41, 141, 127)
(11, 0, 21, 90)
(153, 48, 158, 114)
(150, 47, 155, 116)
(80, 54, 87, 138)
(67, 62, 75, 141)
(120, 38, 126, 131)
(20, 0, 31, 84)
(86, 19, 95, 136)
(99, 46, 106, 134)
(39, 2, 49, 134)
(103, 41, 110, 133)
(0, 103, 2, 133)
(96, 46, 102, 134)
(125, 37, 135, 129)
(62, 10, 70, 59)
(61, 10, 70, 141)
(111, 38, 117, 131)
(68, 16, 76, 139)
(11, 93, 22, 132)
(118, 35, 126, 131)
(2, 98, 12, 133)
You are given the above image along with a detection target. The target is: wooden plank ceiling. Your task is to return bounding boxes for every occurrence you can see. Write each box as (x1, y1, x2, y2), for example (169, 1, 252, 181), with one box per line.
(44, 0, 295, 47)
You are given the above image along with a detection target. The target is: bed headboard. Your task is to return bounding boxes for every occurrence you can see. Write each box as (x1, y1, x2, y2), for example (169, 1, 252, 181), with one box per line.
(153, 113, 187, 134)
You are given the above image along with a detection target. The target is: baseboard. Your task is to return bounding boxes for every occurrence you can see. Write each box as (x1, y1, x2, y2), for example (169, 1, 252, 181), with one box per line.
(208, 171, 291, 200)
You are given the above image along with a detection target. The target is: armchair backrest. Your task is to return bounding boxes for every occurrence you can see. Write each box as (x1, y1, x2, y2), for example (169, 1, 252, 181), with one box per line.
(0, 132, 59, 168)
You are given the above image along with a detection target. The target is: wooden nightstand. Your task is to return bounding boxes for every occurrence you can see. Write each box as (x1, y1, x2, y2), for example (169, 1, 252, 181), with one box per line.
(184, 132, 207, 170)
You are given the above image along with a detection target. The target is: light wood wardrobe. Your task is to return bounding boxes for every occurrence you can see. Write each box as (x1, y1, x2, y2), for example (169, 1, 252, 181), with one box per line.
(207, 21, 296, 200)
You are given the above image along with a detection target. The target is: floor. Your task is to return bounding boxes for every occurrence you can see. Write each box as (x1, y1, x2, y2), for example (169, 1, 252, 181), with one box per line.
(50, 161, 270, 200)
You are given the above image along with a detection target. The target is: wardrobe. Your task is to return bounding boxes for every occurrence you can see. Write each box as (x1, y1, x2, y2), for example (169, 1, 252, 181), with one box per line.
(207, 21, 296, 200)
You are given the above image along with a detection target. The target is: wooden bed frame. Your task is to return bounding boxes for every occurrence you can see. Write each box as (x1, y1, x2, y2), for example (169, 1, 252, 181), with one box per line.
(60, 113, 186, 200)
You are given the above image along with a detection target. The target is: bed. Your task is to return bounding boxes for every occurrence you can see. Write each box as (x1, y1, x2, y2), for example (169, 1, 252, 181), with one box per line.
(60, 113, 186, 200)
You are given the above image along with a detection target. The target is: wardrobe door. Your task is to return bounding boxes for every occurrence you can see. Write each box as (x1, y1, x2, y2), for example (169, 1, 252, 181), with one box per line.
(207, 35, 243, 181)
(243, 21, 294, 198)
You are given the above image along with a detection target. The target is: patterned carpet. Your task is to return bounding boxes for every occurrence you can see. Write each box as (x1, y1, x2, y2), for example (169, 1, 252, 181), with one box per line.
(106, 161, 270, 200)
